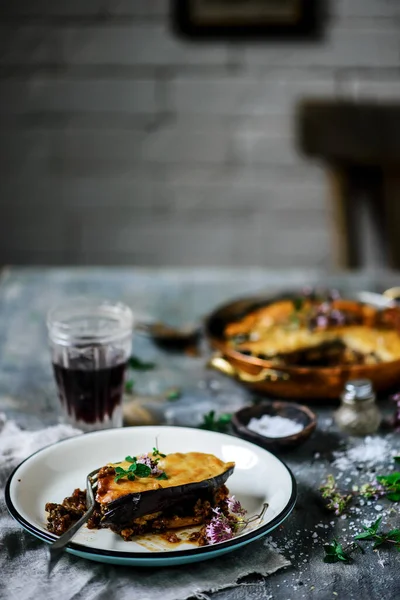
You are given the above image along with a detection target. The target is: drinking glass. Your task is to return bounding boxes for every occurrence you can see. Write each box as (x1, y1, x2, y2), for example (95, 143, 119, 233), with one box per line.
(47, 299, 133, 432)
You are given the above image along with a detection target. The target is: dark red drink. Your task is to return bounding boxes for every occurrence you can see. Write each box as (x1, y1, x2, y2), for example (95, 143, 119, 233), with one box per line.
(52, 361, 127, 426)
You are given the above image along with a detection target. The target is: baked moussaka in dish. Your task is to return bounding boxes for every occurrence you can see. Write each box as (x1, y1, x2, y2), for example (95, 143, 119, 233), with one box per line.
(224, 291, 400, 368)
(45, 449, 247, 546)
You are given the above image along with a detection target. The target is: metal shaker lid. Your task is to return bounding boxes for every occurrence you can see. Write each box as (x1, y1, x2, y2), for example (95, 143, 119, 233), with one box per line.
(343, 379, 374, 403)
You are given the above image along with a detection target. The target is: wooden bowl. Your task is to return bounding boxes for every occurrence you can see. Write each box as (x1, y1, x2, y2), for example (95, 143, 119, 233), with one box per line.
(231, 401, 317, 453)
(205, 291, 400, 401)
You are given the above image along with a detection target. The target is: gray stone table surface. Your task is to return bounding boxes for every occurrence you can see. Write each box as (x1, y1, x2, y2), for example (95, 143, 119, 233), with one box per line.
(1, 267, 400, 600)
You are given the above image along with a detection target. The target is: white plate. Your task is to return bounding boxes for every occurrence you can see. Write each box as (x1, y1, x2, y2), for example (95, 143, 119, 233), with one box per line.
(5, 426, 296, 566)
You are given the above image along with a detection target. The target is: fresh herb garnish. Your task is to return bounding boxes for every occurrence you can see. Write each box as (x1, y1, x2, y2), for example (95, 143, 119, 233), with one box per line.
(375, 472, 400, 502)
(135, 463, 152, 478)
(129, 356, 156, 370)
(323, 517, 400, 565)
(323, 539, 354, 563)
(114, 456, 151, 482)
(152, 447, 166, 458)
(166, 388, 181, 401)
(320, 465, 400, 514)
(354, 517, 400, 550)
(156, 472, 168, 480)
(293, 297, 305, 312)
(319, 475, 352, 515)
(199, 410, 231, 433)
(394, 456, 400, 463)
(125, 379, 134, 394)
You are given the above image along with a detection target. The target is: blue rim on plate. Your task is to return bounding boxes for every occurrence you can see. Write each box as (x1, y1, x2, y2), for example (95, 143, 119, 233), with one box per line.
(5, 426, 297, 566)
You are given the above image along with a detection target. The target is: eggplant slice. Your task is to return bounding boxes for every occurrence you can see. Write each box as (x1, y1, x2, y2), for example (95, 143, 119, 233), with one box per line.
(97, 452, 235, 527)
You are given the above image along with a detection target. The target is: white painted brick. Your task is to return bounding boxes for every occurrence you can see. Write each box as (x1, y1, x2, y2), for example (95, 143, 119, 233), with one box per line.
(142, 126, 228, 164)
(339, 77, 400, 101)
(0, 78, 159, 114)
(0, 207, 70, 262)
(0, 25, 55, 65)
(50, 130, 145, 174)
(0, 24, 228, 66)
(1, 0, 168, 17)
(170, 74, 335, 116)
(337, 0, 400, 17)
(244, 27, 400, 68)
(74, 207, 330, 267)
(0, 131, 52, 174)
(62, 25, 229, 66)
(165, 180, 327, 213)
(233, 130, 299, 166)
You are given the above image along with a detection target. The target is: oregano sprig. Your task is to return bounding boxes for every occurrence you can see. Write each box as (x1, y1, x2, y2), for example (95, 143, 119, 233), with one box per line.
(114, 455, 152, 482)
(354, 517, 400, 551)
(319, 460, 400, 515)
(199, 410, 231, 433)
(323, 539, 361, 564)
(323, 517, 400, 564)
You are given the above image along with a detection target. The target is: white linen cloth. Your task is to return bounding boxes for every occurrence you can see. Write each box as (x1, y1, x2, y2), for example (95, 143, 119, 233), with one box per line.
(0, 415, 290, 600)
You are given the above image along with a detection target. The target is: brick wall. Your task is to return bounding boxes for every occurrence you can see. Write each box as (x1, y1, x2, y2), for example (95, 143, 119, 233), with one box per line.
(0, 0, 399, 267)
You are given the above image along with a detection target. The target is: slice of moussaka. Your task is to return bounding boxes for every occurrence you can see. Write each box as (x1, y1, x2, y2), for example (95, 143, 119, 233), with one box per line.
(46, 451, 235, 542)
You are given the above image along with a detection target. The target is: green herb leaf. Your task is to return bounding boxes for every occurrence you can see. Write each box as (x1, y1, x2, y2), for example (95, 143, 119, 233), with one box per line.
(125, 455, 136, 463)
(129, 355, 156, 370)
(127, 472, 136, 481)
(293, 297, 305, 312)
(354, 517, 383, 541)
(376, 472, 400, 502)
(128, 463, 137, 472)
(152, 447, 166, 458)
(135, 463, 151, 478)
(387, 492, 400, 502)
(323, 540, 351, 563)
(376, 473, 400, 486)
(125, 380, 135, 394)
(156, 472, 168, 480)
(394, 456, 400, 464)
(199, 410, 232, 433)
(166, 388, 181, 401)
(387, 529, 400, 543)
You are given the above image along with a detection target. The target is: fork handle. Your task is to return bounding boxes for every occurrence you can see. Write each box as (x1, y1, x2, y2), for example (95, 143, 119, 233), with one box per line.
(47, 504, 96, 574)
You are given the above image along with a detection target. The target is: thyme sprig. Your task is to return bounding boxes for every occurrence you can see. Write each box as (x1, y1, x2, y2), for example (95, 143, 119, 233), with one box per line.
(319, 466, 400, 515)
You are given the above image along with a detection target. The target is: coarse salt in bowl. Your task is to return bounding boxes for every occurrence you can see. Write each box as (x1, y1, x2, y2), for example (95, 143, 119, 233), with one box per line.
(232, 401, 317, 452)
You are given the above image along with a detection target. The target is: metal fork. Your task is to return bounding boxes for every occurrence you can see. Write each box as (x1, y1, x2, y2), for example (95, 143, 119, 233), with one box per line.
(46, 468, 99, 576)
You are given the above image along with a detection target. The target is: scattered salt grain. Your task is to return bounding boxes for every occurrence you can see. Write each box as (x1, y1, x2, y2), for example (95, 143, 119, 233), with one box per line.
(374, 505, 383, 512)
(332, 436, 396, 471)
(247, 414, 303, 438)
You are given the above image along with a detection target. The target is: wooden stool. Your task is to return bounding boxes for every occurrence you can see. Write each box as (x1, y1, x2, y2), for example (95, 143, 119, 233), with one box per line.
(297, 101, 400, 269)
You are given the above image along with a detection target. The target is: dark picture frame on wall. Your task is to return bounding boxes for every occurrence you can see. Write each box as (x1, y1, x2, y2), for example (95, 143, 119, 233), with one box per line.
(172, 0, 322, 40)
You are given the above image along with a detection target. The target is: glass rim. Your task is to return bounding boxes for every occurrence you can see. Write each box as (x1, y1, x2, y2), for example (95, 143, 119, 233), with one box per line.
(47, 298, 134, 346)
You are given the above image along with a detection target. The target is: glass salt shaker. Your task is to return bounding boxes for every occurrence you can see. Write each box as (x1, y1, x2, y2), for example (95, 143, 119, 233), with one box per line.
(334, 379, 381, 436)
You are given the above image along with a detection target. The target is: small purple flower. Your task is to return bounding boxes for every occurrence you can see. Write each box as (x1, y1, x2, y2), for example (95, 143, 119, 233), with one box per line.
(137, 454, 162, 476)
(227, 495, 247, 517)
(329, 309, 346, 325)
(319, 302, 331, 314)
(327, 289, 341, 302)
(373, 482, 386, 498)
(205, 511, 234, 545)
(316, 314, 329, 328)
